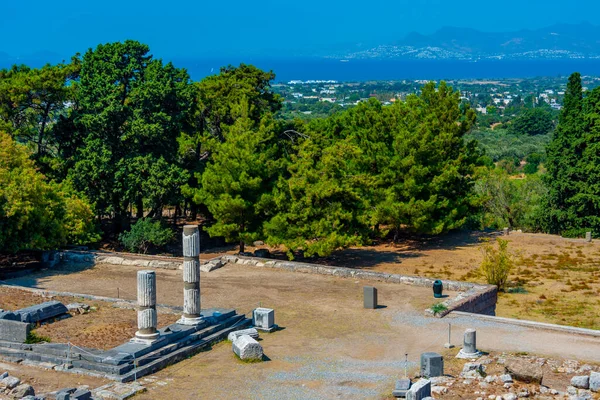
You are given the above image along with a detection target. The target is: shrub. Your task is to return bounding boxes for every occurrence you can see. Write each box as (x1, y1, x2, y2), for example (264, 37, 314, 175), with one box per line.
(26, 331, 51, 344)
(119, 218, 174, 254)
(479, 238, 515, 290)
(430, 303, 448, 316)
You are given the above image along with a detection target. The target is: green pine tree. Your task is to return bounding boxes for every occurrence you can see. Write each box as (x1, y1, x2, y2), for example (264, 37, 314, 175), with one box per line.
(542, 72, 585, 235)
(195, 99, 282, 253)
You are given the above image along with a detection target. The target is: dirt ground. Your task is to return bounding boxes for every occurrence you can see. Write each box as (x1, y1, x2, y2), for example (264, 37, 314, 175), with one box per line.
(231, 231, 600, 330)
(0, 360, 108, 397)
(3, 262, 600, 399)
(0, 287, 179, 349)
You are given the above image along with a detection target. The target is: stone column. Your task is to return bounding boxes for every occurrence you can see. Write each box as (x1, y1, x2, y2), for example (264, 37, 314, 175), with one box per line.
(457, 328, 481, 358)
(135, 270, 159, 341)
(463, 329, 477, 354)
(179, 225, 203, 325)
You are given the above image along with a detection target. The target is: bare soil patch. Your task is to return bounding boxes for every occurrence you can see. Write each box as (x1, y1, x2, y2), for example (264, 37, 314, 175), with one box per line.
(0, 287, 178, 349)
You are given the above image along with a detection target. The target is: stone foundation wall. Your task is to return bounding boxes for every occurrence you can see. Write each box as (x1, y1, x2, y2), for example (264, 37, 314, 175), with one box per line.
(449, 285, 497, 316)
(42, 250, 183, 270)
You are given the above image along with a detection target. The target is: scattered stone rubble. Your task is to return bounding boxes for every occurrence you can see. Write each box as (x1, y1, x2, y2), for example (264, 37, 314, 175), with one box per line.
(0, 370, 146, 399)
(395, 354, 600, 400)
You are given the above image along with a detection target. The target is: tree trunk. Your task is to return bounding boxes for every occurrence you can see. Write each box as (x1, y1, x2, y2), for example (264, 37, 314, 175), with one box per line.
(37, 103, 51, 158)
(136, 197, 144, 219)
(239, 240, 245, 254)
(393, 226, 400, 243)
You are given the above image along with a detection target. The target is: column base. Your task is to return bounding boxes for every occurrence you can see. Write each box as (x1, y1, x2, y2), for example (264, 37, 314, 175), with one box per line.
(132, 330, 161, 345)
(456, 349, 482, 359)
(177, 316, 205, 326)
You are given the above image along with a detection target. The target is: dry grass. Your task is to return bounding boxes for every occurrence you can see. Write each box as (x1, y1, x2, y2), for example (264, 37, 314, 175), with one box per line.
(275, 231, 600, 330)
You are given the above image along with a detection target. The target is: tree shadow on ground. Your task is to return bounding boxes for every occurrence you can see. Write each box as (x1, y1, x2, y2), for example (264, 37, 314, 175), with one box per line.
(2, 262, 102, 290)
(270, 229, 500, 270)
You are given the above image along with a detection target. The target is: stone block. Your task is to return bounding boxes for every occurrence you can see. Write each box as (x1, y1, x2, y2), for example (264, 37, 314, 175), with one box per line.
(0, 311, 19, 321)
(253, 308, 275, 331)
(15, 301, 68, 323)
(227, 328, 259, 342)
(232, 335, 263, 361)
(392, 378, 411, 398)
(200, 259, 224, 273)
(420, 352, 443, 378)
(406, 378, 431, 400)
(363, 286, 378, 309)
(72, 389, 92, 400)
(571, 375, 590, 389)
(590, 371, 600, 392)
(10, 383, 34, 398)
(0, 376, 21, 390)
(504, 358, 543, 384)
(253, 249, 270, 258)
(57, 393, 71, 400)
(0, 320, 31, 343)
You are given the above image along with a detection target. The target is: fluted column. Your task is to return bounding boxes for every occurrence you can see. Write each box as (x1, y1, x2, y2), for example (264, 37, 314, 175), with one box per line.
(178, 225, 203, 325)
(135, 270, 159, 340)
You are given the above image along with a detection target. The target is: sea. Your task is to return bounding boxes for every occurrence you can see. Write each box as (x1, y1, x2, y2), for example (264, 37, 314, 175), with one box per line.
(4, 55, 600, 82)
(172, 58, 600, 82)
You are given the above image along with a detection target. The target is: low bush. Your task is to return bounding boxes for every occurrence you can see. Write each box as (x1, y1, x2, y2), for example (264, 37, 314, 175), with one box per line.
(118, 218, 174, 254)
(479, 238, 515, 290)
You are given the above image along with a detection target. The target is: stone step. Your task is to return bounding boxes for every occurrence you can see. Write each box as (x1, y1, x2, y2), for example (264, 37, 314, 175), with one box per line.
(119, 317, 251, 382)
(134, 314, 247, 368)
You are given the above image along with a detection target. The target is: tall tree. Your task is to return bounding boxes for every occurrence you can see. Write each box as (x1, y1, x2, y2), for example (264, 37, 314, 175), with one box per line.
(567, 86, 600, 235)
(66, 41, 194, 231)
(194, 64, 281, 141)
(376, 82, 480, 240)
(195, 100, 282, 253)
(542, 72, 585, 234)
(180, 64, 282, 219)
(0, 60, 79, 163)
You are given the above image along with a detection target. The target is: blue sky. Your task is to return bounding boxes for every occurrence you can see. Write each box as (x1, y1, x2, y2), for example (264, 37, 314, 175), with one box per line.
(2, 0, 598, 58)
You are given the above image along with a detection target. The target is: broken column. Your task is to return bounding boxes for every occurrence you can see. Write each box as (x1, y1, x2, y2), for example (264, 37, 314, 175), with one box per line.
(179, 225, 203, 325)
(457, 328, 481, 358)
(135, 270, 159, 341)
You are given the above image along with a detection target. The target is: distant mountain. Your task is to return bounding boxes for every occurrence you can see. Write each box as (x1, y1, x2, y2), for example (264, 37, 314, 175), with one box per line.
(336, 23, 600, 60)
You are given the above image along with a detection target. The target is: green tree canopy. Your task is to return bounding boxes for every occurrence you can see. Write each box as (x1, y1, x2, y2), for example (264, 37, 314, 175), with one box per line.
(0, 60, 79, 163)
(507, 108, 555, 136)
(195, 100, 283, 253)
(0, 132, 98, 252)
(542, 72, 585, 235)
(265, 82, 482, 257)
(64, 41, 194, 230)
